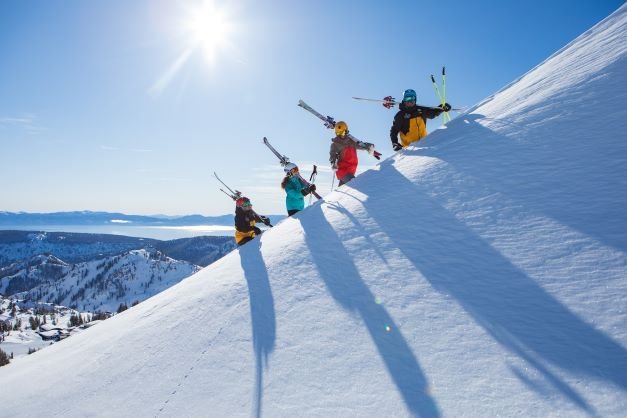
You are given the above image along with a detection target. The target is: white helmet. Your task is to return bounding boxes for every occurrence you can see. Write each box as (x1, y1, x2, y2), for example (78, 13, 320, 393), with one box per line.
(283, 162, 298, 173)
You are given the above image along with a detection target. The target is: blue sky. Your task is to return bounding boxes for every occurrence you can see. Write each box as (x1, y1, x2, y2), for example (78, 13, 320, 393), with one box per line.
(1, 0, 623, 216)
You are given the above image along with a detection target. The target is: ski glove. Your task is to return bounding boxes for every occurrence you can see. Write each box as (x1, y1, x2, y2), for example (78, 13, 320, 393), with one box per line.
(253, 227, 262, 236)
(439, 102, 452, 112)
(259, 215, 271, 226)
(392, 142, 403, 151)
(366, 143, 375, 155)
(301, 184, 316, 196)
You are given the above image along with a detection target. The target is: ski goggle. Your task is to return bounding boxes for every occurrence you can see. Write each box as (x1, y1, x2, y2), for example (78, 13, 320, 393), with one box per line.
(242, 201, 252, 208)
(403, 95, 416, 102)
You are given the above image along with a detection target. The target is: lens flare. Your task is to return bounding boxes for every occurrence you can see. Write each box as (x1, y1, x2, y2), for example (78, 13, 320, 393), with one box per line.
(183, 0, 234, 65)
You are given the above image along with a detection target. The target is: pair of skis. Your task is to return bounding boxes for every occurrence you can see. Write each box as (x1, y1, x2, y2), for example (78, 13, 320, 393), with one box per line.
(262, 137, 322, 200)
(297, 100, 382, 160)
(212, 172, 272, 227)
(352, 96, 462, 113)
(353, 66, 461, 123)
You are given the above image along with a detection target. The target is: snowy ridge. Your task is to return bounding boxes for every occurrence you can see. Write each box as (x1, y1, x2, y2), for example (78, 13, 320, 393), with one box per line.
(1, 249, 201, 312)
(0, 230, 236, 268)
(468, 4, 627, 119)
(0, 5, 626, 417)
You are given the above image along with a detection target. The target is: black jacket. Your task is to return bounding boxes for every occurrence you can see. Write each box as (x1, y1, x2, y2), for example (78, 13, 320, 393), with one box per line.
(390, 103, 443, 145)
(235, 207, 263, 232)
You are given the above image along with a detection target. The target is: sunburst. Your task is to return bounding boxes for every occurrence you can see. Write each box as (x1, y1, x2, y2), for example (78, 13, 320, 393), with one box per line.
(150, 0, 236, 96)
(183, 0, 234, 65)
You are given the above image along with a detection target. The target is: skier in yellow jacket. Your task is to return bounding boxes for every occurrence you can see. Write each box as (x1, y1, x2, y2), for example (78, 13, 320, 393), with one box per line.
(390, 89, 451, 151)
(234, 197, 270, 246)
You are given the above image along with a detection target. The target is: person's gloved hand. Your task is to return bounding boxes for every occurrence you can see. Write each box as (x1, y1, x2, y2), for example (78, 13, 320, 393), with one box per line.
(366, 143, 375, 155)
(331, 161, 338, 170)
(301, 183, 316, 196)
(259, 215, 271, 226)
(439, 102, 452, 112)
(392, 142, 403, 151)
(253, 227, 262, 236)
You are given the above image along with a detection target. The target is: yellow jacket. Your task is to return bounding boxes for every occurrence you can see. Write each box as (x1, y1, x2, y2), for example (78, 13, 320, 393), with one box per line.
(400, 116, 428, 146)
(390, 103, 443, 147)
(234, 207, 261, 244)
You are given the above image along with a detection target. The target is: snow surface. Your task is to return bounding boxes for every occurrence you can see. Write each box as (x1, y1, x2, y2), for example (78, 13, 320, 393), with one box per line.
(1, 5, 626, 417)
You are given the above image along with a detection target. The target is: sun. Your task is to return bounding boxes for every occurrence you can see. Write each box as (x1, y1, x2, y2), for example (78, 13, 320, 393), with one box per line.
(150, 1, 238, 96)
(183, 1, 234, 65)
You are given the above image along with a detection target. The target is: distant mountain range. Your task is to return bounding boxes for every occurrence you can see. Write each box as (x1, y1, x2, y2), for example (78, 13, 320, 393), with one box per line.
(0, 211, 234, 226)
(0, 231, 237, 311)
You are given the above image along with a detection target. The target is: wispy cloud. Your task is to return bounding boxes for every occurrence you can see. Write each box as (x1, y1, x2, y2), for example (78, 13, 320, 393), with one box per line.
(0, 116, 33, 124)
(99, 145, 153, 153)
(0, 114, 44, 135)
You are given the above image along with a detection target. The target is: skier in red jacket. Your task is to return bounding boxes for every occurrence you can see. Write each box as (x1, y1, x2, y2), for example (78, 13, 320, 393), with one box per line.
(329, 121, 374, 186)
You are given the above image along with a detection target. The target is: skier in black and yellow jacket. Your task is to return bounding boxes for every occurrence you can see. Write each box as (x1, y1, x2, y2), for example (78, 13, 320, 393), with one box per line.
(390, 89, 451, 151)
(234, 196, 270, 246)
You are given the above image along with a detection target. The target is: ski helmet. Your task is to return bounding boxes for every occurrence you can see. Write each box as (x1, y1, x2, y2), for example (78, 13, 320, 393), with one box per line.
(284, 162, 298, 174)
(236, 196, 251, 208)
(402, 89, 417, 102)
(335, 121, 348, 137)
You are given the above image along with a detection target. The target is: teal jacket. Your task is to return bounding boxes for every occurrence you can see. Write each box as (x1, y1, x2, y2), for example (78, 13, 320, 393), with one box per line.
(284, 176, 307, 212)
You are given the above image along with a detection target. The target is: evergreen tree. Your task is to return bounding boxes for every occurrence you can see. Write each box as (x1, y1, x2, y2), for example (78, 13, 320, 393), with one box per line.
(28, 316, 40, 330)
(0, 348, 9, 367)
(69, 314, 81, 328)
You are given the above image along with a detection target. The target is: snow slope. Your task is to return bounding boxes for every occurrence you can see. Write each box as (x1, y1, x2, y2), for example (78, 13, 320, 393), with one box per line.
(0, 5, 626, 417)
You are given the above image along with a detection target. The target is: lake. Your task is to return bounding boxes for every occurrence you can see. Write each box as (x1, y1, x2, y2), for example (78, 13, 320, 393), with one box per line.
(0, 224, 235, 241)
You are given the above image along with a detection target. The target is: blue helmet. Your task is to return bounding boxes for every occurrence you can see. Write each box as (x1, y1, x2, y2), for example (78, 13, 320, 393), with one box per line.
(402, 89, 417, 102)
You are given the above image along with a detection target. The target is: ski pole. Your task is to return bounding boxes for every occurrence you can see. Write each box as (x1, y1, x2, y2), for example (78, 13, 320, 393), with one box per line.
(308, 164, 318, 205)
(442, 66, 447, 111)
(442, 66, 450, 123)
(431, 74, 449, 124)
(431, 69, 450, 123)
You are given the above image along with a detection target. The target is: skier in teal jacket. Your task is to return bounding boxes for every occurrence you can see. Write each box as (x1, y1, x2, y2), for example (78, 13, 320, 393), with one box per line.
(281, 163, 316, 216)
